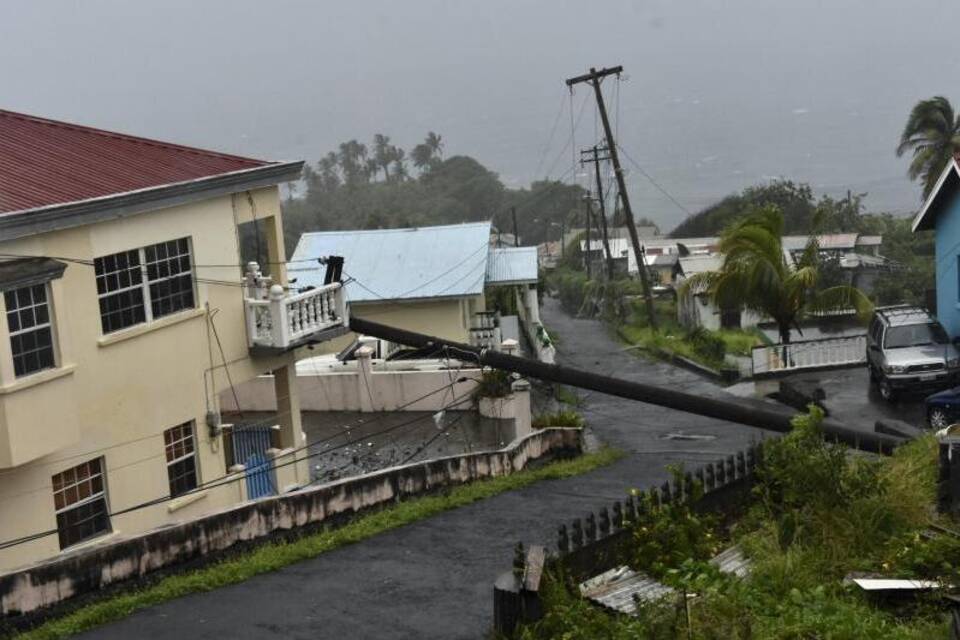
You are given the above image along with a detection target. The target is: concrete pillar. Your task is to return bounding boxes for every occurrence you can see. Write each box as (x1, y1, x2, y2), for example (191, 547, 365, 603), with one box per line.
(525, 284, 541, 326)
(273, 363, 309, 484)
(356, 346, 376, 412)
(511, 378, 532, 440)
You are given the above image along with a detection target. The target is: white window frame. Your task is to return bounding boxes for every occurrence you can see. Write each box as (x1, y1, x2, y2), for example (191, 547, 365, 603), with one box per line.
(164, 421, 199, 498)
(52, 457, 111, 549)
(5, 282, 57, 378)
(95, 238, 196, 334)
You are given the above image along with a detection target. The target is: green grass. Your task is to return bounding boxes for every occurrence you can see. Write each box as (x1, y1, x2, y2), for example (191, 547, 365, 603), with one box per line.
(10, 448, 624, 640)
(620, 323, 762, 369)
(713, 328, 765, 357)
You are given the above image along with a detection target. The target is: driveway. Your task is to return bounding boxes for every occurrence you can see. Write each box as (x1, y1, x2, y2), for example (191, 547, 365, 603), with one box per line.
(772, 366, 928, 430)
(79, 298, 766, 640)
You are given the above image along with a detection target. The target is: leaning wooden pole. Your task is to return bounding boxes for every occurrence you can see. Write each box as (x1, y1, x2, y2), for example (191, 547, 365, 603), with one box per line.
(349, 316, 902, 454)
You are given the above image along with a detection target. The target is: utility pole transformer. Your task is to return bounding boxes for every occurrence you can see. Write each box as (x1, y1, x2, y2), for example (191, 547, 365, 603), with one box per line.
(580, 145, 615, 280)
(566, 66, 658, 329)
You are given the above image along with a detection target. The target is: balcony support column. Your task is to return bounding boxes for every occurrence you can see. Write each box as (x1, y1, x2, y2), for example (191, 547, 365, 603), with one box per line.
(272, 362, 309, 485)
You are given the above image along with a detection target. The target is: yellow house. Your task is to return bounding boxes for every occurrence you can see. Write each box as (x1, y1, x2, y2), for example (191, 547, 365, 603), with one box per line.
(0, 110, 346, 572)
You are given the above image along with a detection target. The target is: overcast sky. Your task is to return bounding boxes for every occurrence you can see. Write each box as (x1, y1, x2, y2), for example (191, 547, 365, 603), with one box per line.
(3, 0, 959, 230)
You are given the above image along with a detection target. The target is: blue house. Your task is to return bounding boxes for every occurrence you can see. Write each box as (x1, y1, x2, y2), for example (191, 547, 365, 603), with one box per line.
(913, 156, 960, 336)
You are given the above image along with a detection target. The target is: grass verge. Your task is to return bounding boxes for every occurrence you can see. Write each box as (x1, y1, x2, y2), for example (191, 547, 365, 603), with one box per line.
(10, 447, 624, 640)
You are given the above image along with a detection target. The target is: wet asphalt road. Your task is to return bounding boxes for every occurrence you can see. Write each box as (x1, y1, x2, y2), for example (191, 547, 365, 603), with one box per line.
(78, 298, 769, 640)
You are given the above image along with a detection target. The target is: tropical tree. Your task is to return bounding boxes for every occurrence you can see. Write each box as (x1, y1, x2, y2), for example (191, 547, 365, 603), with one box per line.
(897, 96, 960, 199)
(681, 205, 872, 344)
(425, 131, 443, 158)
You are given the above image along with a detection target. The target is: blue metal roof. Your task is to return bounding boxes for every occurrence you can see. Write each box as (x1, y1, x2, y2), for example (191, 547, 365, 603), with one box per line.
(289, 222, 492, 303)
(486, 247, 539, 285)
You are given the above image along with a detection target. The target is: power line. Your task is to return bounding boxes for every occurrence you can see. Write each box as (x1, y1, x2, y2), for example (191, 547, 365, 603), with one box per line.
(534, 92, 569, 179)
(616, 144, 694, 217)
(0, 383, 479, 551)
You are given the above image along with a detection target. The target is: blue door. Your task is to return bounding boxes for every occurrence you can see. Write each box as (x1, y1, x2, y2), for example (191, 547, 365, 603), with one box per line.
(231, 426, 277, 499)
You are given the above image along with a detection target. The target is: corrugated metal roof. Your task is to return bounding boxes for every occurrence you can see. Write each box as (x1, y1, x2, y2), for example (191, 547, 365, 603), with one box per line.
(782, 234, 860, 251)
(0, 109, 269, 214)
(486, 247, 538, 285)
(289, 222, 492, 303)
(679, 255, 723, 275)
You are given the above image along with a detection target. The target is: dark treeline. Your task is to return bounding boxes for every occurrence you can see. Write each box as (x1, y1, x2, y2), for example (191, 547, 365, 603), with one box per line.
(280, 132, 586, 255)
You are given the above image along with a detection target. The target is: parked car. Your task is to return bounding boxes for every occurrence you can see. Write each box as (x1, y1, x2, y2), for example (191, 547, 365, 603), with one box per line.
(925, 386, 960, 429)
(866, 305, 960, 402)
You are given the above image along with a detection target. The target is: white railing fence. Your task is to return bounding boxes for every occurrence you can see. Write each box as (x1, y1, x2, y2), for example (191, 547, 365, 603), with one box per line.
(244, 263, 347, 350)
(751, 334, 866, 376)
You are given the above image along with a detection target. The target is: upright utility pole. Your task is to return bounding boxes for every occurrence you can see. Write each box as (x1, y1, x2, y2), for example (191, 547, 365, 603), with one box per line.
(511, 207, 519, 247)
(583, 194, 593, 279)
(566, 65, 657, 328)
(580, 145, 615, 280)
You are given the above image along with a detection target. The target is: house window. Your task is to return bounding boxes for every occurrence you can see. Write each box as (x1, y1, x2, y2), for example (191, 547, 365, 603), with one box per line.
(94, 238, 195, 334)
(52, 458, 110, 549)
(164, 422, 198, 498)
(5, 284, 55, 377)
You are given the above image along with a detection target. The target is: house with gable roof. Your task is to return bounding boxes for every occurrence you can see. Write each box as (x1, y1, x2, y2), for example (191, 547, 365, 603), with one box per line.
(0, 110, 347, 571)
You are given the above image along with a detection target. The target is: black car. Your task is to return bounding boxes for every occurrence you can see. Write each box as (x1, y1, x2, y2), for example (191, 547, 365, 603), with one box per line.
(925, 386, 960, 429)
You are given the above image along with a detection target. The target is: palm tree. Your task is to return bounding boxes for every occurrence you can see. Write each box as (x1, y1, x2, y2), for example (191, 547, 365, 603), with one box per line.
(681, 205, 872, 344)
(425, 131, 443, 159)
(897, 96, 960, 199)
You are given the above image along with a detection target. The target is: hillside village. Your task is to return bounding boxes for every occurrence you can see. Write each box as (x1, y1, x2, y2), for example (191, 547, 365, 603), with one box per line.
(2, 5, 960, 640)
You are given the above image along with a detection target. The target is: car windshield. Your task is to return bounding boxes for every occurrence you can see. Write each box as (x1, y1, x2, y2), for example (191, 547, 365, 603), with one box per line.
(884, 323, 949, 349)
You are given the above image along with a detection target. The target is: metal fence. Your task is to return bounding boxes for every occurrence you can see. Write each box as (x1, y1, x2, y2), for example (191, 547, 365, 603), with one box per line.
(751, 334, 866, 377)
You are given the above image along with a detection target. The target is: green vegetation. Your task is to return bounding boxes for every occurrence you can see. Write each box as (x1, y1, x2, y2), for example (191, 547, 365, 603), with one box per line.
(278, 132, 586, 256)
(897, 96, 960, 199)
(475, 369, 514, 398)
(681, 206, 872, 344)
(532, 410, 585, 430)
(518, 409, 955, 639)
(9, 448, 624, 640)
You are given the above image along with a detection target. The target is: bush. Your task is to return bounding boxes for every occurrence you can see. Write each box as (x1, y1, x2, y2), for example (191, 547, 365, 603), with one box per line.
(685, 326, 726, 364)
(532, 410, 584, 429)
(474, 369, 512, 398)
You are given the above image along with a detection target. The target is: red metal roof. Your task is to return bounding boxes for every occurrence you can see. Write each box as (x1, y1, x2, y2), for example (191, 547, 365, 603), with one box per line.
(0, 109, 270, 215)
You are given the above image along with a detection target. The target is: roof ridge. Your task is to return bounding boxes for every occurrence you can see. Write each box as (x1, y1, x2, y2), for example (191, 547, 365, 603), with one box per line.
(301, 221, 491, 237)
(0, 109, 267, 166)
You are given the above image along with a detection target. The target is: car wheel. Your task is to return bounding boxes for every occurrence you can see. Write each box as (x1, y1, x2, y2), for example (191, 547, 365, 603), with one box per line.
(879, 379, 896, 402)
(929, 408, 950, 430)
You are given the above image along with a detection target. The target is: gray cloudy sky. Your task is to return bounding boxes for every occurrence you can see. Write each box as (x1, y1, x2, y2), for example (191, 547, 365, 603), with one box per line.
(3, 0, 959, 230)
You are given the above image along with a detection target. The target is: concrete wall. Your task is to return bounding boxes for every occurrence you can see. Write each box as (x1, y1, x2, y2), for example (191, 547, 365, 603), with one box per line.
(315, 295, 485, 357)
(936, 193, 960, 337)
(0, 427, 582, 619)
(0, 187, 303, 571)
(678, 291, 762, 331)
(220, 360, 483, 413)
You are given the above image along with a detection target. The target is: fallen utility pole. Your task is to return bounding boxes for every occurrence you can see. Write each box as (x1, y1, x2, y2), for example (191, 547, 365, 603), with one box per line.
(566, 65, 658, 329)
(581, 145, 615, 280)
(349, 316, 902, 454)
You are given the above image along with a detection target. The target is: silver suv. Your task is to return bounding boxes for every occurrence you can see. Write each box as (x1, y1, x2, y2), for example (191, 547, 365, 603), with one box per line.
(866, 306, 960, 401)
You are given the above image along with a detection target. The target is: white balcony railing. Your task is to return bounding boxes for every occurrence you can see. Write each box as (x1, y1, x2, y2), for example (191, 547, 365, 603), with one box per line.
(244, 263, 348, 352)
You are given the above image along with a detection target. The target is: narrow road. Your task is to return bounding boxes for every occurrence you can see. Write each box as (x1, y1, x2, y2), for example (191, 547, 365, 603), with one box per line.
(79, 299, 765, 640)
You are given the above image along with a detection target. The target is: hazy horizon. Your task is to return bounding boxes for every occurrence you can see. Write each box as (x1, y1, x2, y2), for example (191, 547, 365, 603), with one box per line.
(3, 0, 959, 231)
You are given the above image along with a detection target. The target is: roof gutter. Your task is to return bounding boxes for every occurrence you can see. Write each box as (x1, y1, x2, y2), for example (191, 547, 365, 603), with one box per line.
(0, 160, 304, 241)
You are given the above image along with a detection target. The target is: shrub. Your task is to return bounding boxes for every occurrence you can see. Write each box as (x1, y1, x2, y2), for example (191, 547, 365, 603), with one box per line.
(685, 326, 726, 364)
(474, 369, 512, 398)
(532, 410, 584, 429)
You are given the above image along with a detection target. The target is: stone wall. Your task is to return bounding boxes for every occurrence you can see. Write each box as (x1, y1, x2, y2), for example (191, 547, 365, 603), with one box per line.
(0, 427, 582, 620)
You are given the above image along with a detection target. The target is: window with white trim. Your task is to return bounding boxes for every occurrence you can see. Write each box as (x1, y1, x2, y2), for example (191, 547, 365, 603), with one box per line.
(52, 458, 110, 549)
(5, 284, 56, 377)
(164, 422, 198, 498)
(94, 238, 195, 334)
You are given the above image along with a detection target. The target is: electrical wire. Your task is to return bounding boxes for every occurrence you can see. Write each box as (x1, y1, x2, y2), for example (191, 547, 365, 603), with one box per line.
(0, 384, 479, 551)
(616, 144, 693, 217)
